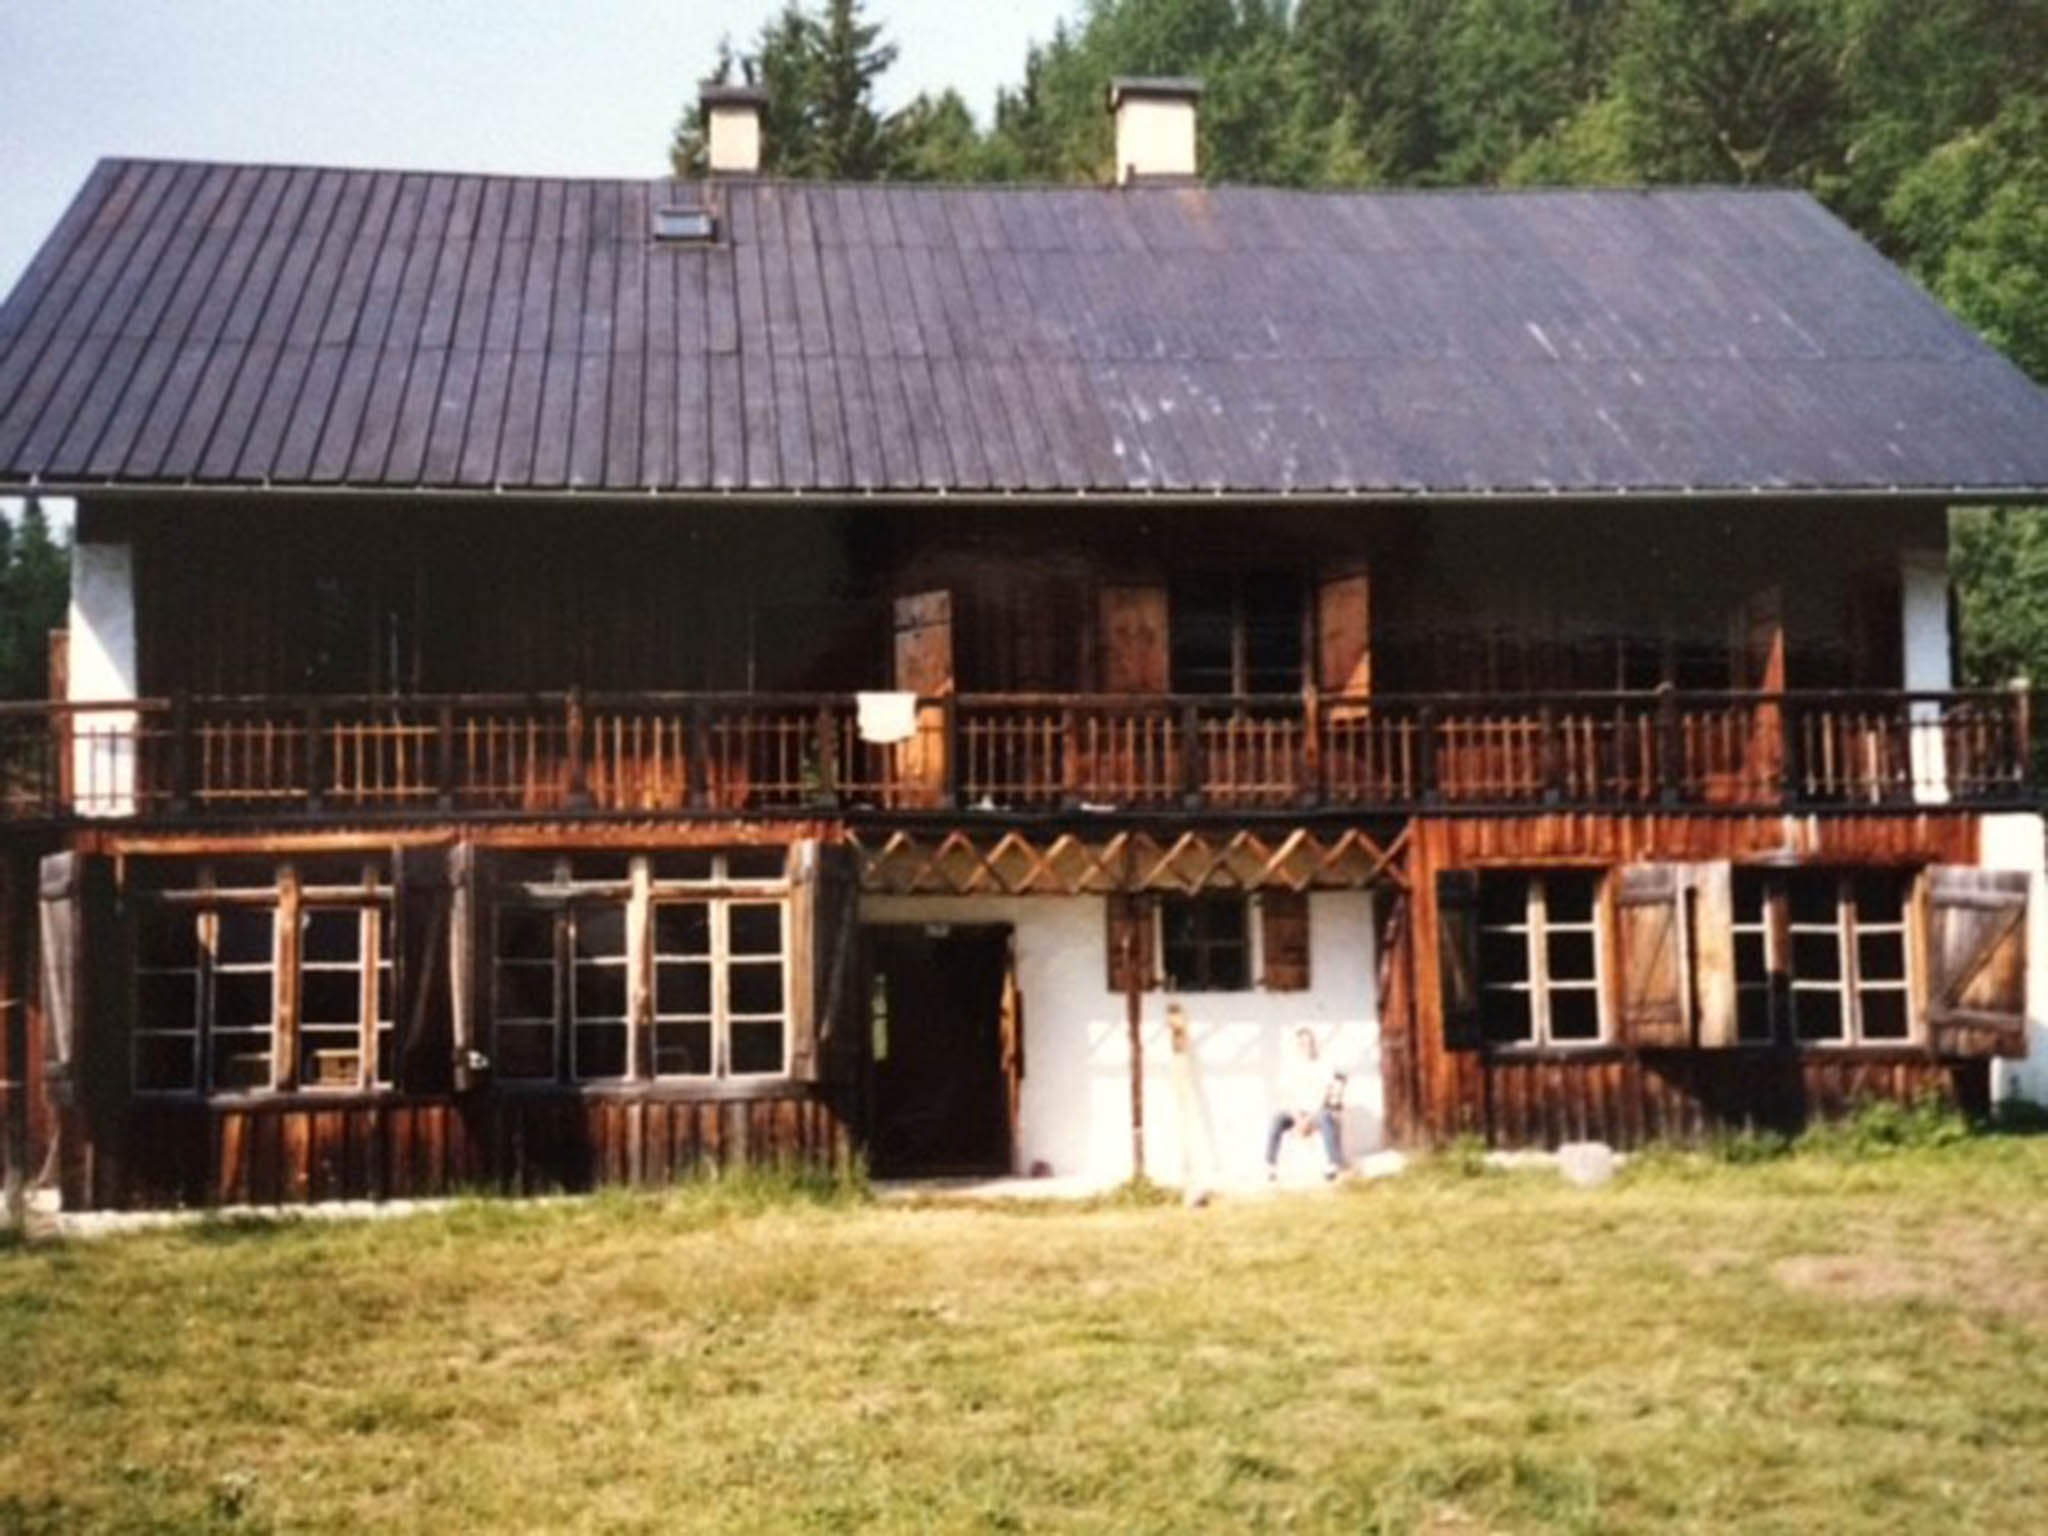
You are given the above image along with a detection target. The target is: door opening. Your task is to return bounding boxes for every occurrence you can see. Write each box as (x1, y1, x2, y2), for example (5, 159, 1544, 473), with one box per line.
(864, 924, 1014, 1177)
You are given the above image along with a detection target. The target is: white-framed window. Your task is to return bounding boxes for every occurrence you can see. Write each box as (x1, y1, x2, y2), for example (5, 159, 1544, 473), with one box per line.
(1733, 869, 1914, 1047)
(1477, 871, 1604, 1047)
(490, 851, 791, 1086)
(131, 860, 392, 1096)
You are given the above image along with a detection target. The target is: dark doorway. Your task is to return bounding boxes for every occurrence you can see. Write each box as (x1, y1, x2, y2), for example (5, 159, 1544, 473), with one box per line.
(865, 924, 1014, 1177)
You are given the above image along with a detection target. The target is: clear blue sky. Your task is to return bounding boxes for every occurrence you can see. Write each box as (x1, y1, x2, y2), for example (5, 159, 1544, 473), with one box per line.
(0, 0, 1079, 297)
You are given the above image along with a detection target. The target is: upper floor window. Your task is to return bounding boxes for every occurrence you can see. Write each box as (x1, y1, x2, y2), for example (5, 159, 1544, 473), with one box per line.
(1170, 572, 1303, 695)
(1477, 871, 1604, 1047)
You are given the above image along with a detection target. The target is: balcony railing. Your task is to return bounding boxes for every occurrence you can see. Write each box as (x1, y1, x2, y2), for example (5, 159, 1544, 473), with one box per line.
(1, 687, 2036, 825)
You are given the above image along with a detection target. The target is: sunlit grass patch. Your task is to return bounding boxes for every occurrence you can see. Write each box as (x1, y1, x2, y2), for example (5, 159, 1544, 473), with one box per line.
(2, 1140, 2045, 1532)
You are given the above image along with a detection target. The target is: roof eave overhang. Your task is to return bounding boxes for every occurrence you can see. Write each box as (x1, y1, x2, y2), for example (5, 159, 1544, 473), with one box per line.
(8, 477, 2044, 509)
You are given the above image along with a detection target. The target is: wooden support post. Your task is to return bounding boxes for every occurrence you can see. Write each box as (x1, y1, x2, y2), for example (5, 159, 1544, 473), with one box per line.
(1061, 705, 1082, 810)
(1179, 700, 1203, 809)
(941, 693, 961, 810)
(1778, 694, 1800, 806)
(1539, 701, 1562, 804)
(1418, 703, 1440, 804)
(2017, 684, 2036, 796)
(1123, 906, 1146, 1182)
(436, 701, 457, 810)
(687, 701, 712, 810)
(1656, 683, 1681, 805)
(814, 702, 839, 806)
(168, 690, 193, 816)
(303, 701, 325, 814)
(1301, 687, 1323, 808)
(564, 688, 591, 810)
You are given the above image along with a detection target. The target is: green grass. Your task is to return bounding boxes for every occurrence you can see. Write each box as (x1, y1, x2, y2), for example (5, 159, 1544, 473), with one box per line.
(4, 1146, 2048, 1534)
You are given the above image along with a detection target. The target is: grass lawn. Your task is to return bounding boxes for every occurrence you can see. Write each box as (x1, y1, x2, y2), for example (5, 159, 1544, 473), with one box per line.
(3, 1139, 2048, 1534)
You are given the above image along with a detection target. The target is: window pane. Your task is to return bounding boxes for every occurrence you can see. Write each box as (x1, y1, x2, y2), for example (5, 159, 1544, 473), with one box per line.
(214, 972, 273, 1030)
(496, 1022, 555, 1079)
(654, 1019, 713, 1077)
(301, 969, 361, 1024)
(574, 1023, 629, 1080)
(730, 1018, 784, 1075)
(727, 849, 788, 882)
(1737, 987, 1775, 1043)
(1206, 943, 1249, 992)
(729, 903, 783, 956)
(1546, 931, 1596, 983)
(575, 905, 627, 960)
(375, 1025, 396, 1087)
(1548, 989, 1601, 1042)
(1732, 870, 1769, 923)
(1858, 932, 1906, 983)
(301, 1033, 361, 1089)
(1480, 930, 1529, 983)
(1242, 572, 1304, 694)
(1794, 990, 1845, 1041)
(1479, 877, 1527, 927)
(1792, 931, 1842, 981)
(1197, 896, 1248, 947)
(216, 907, 274, 965)
(1787, 876, 1837, 926)
(302, 908, 361, 964)
(654, 902, 710, 956)
(212, 1046, 273, 1091)
(497, 906, 555, 962)
(138, 971, 198, 1028)
(728, 962, 784, 1015)
(1853, 874, 1906, 924)
(656, 961, 711, 1017)
(569, 854, 632, 884)
(135, 1034, 196, 1092)
(650, 851, 715, 883)
(1734, 932, 1769, 986)
(497, 962, 555, 1021)
(1544, 875, 1596, 925)
(1482, 989, 1532, 1045)
(1860, 989, 1910, 1041)
(139, 908, 199, 969)
(574, 963, 627, 1020)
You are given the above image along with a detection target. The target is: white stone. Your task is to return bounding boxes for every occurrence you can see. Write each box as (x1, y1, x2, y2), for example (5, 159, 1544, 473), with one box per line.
(67, 540, 138, 817)
(1900, 547, 1953, 804)
(1557, 1141, 1617, 1188)
(1980, 812, 2048, 1106)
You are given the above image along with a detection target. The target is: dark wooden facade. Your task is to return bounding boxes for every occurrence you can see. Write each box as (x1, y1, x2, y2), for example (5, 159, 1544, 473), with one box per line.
(0, 494, 2036, 1209)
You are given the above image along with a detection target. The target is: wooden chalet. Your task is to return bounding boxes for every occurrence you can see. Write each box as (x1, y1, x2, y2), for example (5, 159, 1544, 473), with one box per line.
(5, 81, 2048, 1208)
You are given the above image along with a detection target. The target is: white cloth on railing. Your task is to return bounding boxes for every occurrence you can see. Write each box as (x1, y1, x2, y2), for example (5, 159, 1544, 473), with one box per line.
(856, 691, 920, 745)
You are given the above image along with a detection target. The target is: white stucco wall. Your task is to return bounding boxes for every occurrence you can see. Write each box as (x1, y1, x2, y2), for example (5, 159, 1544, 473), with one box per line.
(1901, 547, 1953, 803)
(859, 892, 1382, 1188)
(1979, 812, 2048, 1106)
(67, 539, 137, 816)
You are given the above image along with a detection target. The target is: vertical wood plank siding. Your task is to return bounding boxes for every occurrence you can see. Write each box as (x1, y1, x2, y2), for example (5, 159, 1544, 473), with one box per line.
(68, 1091, 851, 1210)
(1386, 814, 1991, 1148)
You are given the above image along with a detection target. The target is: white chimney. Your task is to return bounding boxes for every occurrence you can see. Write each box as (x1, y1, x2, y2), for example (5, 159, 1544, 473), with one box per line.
(701, 83, 766, 176)
(1108, 77, 1203, 185)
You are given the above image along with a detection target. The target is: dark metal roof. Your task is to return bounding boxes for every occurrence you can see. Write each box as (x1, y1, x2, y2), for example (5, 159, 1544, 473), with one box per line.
(4, 157, 2048, 499)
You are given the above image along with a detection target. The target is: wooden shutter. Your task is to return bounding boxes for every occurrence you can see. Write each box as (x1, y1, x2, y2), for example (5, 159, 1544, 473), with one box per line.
(1315, 569, 1371, 698)
(1436, 870, 1483, 1052)
(788, 839, 860, 1084)
(1925, 866, 2029, 1058)
(893, 591, 953, 807)
(393, 844, 455, 1094)
(1616, 864, 1691, 1049)
(1106, 895, 1156, 994)
(1099, 585, 1169, 694)
(37, 851, 122, 1109)
(1260, 890, 1311, 991)
(1689, 861, 1739, 1049)
(448, 842, 483, 1090)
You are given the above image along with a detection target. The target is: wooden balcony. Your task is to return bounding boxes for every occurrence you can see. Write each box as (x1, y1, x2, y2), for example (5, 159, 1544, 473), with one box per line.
(1, 687, 2037, 827)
